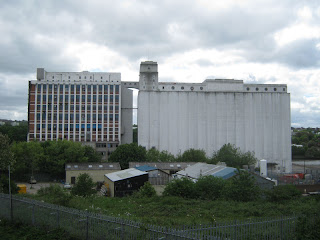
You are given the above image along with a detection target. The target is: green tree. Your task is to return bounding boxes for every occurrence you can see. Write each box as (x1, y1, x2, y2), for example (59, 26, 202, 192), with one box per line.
(0, 124, 28, 143)
(177, 148, 208, 162)
(266, 185, 301, 202)
(0, 133, 15, 171)
(71, 173, 96, 197)
(109, 143, 147, 169)
(0, 175, 19, 194)
(305, 146, 320, 158)
(134, 181, 157, 198)
(195, 175, 226, 200)
(222, 169, 260, 202)
(210, 144, 257, 168)
(163, 177, 196, 198)
(146, 148, 176, 162)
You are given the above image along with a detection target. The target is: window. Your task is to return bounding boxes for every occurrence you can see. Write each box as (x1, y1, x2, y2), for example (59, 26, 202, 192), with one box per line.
(87, 114, 91, 121)
(99, 85, 102, 92)
(76, 85, 80, 92)
(98, 114, 102, 120)
(104, 85, 108, 92)
(109, 114, 113, 121)
(256, 87, 259, 91)
(87, 95, 91, 102)
(82, 95, 85, 102)
(110, 95, 113, 102)
(274, 88, 277, 91)
(115, 114, 119, 121)
(104, 95, 108, 102)
(115, 95, 119, 103)
(93, 95, 96, 102)
(65, 95, 69, 102)
(76, 95, 80, 102)
(93, 85, 97, 92)
(37, 95, 41, 103)
(65, 114, 68, 120)
(98, 95, 102, 103)
(115, 85, 119, 93)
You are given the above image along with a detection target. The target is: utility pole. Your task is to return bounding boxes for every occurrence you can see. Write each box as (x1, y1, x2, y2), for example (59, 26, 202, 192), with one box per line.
(8, 165, 13, 220)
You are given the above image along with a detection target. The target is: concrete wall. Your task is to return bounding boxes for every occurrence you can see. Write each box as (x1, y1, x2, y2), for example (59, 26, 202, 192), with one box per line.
(121, 86, 133, 144)
(138, 91, 291, 172)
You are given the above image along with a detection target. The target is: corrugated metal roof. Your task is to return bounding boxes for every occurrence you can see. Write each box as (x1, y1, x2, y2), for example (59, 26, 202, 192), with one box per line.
(176, 162, 237, 179)
(105, 168, 148, 182)
(65, 162, 121, 171)
(129, 162, 197, 170)
(135, 165, 157, 172)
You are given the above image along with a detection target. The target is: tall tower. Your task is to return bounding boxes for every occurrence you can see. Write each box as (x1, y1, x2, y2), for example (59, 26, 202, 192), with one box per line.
(139, 61, 158, 91)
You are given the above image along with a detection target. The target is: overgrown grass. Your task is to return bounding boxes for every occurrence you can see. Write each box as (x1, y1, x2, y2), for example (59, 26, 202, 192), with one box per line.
(25, 186, 320, 227)
(0, 218, 79, 240)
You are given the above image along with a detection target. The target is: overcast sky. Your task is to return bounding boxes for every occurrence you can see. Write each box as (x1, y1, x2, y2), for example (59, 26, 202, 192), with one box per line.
(0, 0, 319, 127)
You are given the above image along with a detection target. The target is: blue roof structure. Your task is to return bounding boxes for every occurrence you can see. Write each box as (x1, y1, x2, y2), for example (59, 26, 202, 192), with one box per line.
(135, 165, 157, 172)
(212, 167, 237, 179)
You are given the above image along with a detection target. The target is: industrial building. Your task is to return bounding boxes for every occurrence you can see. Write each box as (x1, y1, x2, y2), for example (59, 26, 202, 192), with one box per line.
(137, 61, 292, 173)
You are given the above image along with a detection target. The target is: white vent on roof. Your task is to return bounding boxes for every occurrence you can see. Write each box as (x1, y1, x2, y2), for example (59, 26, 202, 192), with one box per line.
(99, 165, 103, 168)
(170, 164, 174, 167)
(74, 165, 78, 168)
(136, 165, 139, 167)
(109, 165, 113, 167)
(177, 164, 181, 167)
(67, 165, 71, 168)
(88, 165, 92, 168)
(187, 165, 190, 167)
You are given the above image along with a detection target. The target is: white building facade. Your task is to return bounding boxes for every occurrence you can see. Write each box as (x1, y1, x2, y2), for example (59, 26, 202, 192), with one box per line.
(138, 61, 292, 172)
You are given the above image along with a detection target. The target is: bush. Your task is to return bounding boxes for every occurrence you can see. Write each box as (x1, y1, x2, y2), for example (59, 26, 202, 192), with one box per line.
(0, 175, 19, 194)
(163, 177, 196, 198)
(295, 214, 320, 240)
(195, 176, 226, 200)
(37, 184, 72, 206)
(266, 185, 301, 202)
(134, 181, 157, 198)
(222, 170, 260, 202)
(71, 173, 96, 197)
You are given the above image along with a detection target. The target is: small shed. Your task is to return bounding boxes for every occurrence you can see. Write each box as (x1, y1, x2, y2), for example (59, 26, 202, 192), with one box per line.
(135, 165, 170, 185)
(65, 162, 121, 184)
(104, 168, 148, 197)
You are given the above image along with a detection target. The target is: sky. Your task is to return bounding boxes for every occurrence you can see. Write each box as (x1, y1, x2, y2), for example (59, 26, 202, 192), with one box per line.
(0, 0, 319, 127)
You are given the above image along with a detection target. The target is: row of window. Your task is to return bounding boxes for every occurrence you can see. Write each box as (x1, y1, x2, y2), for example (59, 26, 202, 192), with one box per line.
(36, 123, 119, 132)
(36, 113, 119, 121)
(36, 104, 119, 111)
(51, 75, 115, 81)
(37, 84, 120, 93)
(246, 87, 286, 92)
(29, 135, 119, 141)
(36, 94, 119, 103)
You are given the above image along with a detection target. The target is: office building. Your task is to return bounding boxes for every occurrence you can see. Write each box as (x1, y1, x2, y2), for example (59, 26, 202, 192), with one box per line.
(28, 68, 133, 159)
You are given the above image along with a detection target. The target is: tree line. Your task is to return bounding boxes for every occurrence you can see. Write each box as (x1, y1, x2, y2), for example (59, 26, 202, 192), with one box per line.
(0, 133, 101, 181)
(109, 143, 257, 169)
(292, 129, 320, 159)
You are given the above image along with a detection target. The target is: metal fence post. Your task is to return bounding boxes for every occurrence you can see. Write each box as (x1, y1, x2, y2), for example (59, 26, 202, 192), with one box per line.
(32, 203, 35, 226)
(86, 214, 89, 240)
(57, 209, 60, 228)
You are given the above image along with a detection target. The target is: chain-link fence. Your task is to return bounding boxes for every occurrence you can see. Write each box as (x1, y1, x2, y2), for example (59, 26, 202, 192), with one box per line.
(0, 193, 306, 239)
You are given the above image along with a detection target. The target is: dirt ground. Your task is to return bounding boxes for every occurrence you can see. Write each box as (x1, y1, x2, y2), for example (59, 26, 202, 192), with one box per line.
(16, 182, 61, 194)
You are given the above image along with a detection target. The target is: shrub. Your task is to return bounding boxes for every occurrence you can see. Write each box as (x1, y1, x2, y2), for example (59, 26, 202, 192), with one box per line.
(0, 175, 19, 194)
(134, 181, 157, 198)
(163, 177, 196, 198)
(294, 214, 320, 240)
(71, 173, 96, 197)
(222, 170, 260, 202)
(195, 176, 226, 200)
(37, 184, 72, 206)
(266, 185, 301, 202)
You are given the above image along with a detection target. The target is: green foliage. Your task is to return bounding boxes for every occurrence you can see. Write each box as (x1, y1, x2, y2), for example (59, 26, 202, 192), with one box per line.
(177, 148, 208, 162)
(11, 140, 101, 179)
(266, 185, 301, 202)
(305, 146, 320, 158)
(0, 175, 19, 194)
(38, 184, 72, 206)
(109, 143, 147, 169)
(71, 173, 96, 197)
(222, 169, 260, 202)
(146, 148, 176, 162)
(0, 133, 15, 171)
(292, 145, 307, 156)
(195, 176, 226, 200)
(295, 214, 320, 240)
(0, 219, 77, 240)
(0, 124, 28, 143)
(210, 143, 257, 168)
(134, 181, 157, 198)
(163, 177, 196, 198)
